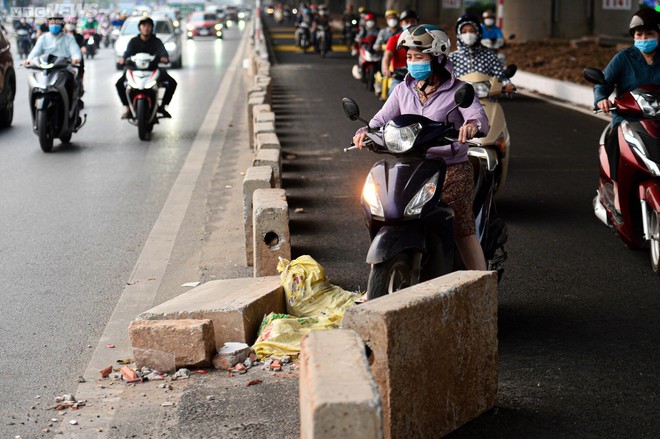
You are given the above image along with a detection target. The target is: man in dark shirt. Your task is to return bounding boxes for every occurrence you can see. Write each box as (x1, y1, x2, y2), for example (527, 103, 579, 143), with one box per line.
(115, 17, 177, 119)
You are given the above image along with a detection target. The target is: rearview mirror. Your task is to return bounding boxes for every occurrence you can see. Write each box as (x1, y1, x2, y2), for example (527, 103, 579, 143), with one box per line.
(583, 67, 606, 85)
(503, 64, 517, 79)
(342, 97, 360, 121)
(454, 83, 475, 108)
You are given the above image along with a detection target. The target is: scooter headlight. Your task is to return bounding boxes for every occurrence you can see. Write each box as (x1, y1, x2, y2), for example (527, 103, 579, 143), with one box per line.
(383, 121, 422, 153)
(405, 172, 439, 217)
(469, 81, 491, 98)
(362, 173, 384, 217)
(164, 41, 177, 52)
(632, 89, 660, 117)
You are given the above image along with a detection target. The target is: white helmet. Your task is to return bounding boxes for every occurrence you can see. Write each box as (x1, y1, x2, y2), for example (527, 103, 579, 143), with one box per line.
(396, 24, 450, 57)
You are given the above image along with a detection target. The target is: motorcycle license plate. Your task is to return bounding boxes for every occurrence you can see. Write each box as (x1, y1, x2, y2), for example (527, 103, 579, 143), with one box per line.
(199, 28, 209, 35)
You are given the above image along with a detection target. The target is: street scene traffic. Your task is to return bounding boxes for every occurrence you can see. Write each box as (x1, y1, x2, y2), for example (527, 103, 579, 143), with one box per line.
(0, 0, 659, 438)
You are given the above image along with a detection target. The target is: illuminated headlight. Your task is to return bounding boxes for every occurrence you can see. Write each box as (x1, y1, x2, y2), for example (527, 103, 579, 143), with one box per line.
(405, 172, 439, 216)
(633, 90, 660, 117)
(186, 24, 194, 31)
(351, 19, 358, 25)
(88, 36, 95, 45)
(383, 121, 422, 153)
(470, 81, 491, 98)
(362, 173, 384, 217)
(238, 12, 246, 19)
(164, 41, 176, 51)
(173, 20, 180, 27)
(215, 23, 223, 30)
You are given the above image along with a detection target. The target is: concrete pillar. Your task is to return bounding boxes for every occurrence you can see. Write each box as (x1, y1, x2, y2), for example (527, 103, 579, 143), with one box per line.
(502, 0, 552, 41)
(243, 166, 275, 266)
(253, 148, 282, 188)
(253, 189, 291, 277)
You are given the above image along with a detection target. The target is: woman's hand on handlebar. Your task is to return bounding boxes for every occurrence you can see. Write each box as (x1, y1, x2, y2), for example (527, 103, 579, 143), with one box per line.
(458, 122, 478, 144)
(352, 127, 369, 149)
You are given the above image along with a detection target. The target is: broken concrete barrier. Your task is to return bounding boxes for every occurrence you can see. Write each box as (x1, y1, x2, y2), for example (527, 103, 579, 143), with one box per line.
(128, 319, 215, 372)
(253, 148, 281, 188)
(249, 103, 271, 149)
(342, 271, 498, 439)
(256, 132, 281, 151)
(300, 330, 383, 439)
(253, 188, 290, 277)
(136, 277, 286, 350)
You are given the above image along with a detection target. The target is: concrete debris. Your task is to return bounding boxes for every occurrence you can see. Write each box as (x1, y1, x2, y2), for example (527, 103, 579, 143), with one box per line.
(246, 379, 263, 387)
(280, 355, 291, 364)
(145, 371, 165, 381)
(69, 420, 78, 425)
(161, 402, 175, 407)
(206, 395, 215, 401)
(269, 360, 282, 372)
(106, 344, 115, 349)
(212, 342, 252, 370)
(100, 365, 113, 378)
(172, 368, 191, 380)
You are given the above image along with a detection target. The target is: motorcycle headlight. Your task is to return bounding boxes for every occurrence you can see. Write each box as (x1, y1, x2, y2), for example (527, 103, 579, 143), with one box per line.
(186, 23, 194, 31)
(164, 41, 177, 51)
(405, 172, 439, 217)
(470, 81, 491, 98)
(383, 121, 422, 153)
(632, 90, 660, 117)
(362, 173, 384, 217)
(215, 23, 223, 30)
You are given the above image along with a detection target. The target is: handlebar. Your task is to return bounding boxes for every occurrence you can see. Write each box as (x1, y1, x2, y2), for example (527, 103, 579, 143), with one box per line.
(593, 105, 618, 114)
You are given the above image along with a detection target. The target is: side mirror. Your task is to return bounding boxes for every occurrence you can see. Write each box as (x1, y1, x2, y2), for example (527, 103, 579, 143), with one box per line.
(342, 97, 360, 121)
(583, 67, 606, 85)
(454, 83, 475, 108)
(503, 64, 517, 79)
(508, 33, 516, 40)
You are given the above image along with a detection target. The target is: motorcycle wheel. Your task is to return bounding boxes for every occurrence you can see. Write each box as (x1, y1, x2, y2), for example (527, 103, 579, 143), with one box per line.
(649, 211, 660, 275)
(366, 254, 414, 300)
(37, 109, 53, 153)
(136, 99, 150, 141)
(365, 66, 375, 92)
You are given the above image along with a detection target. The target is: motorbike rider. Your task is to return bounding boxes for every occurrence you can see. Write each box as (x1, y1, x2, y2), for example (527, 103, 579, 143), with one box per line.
(481, 10, 504, 50)
(115, 16, 177, 119)
(374, 9, 400, 53)
(23, 15, 82, 103)
(63, 16, 86, 83)
(353, 24, 490, 271)
(312, 5, 332, 53)
(381, 9, 419, 96)
(593, 8, 660, 223)
(13, 17, 34, 57)
(449, 14, 515, 93)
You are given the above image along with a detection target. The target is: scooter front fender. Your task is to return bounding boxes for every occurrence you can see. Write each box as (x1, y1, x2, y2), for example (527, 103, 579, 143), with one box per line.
(366, 224, 425, 264)
(639, 180, 660, 212)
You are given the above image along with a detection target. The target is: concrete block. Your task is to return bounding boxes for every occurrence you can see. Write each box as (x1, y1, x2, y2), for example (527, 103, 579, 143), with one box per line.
(212, 342, 252, 370)
(253, 121, 276, 151)
(300, 330, 383, 439)
(253, 188, 290, 277)
(256, 132, 281, 151)
(136, 276, 286, 350)
(249, 104, 271, 149)
(243, 166, 274, 266)
(255, 111, 275, 124)
(341, 271, 498, 439)
(253, 148, 281, 188)
(247, 95, 267, 148)
(129, 319, 215, 372)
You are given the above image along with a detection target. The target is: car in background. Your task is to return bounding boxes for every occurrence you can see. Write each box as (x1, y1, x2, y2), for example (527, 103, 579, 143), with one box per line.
(114, 15, 183, 70)
(0, 25, 15, 128)
(186, 12, 223, 39)
(224, 6, 239, 23)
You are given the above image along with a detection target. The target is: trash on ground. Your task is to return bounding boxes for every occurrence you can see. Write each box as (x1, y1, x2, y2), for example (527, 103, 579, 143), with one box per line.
(172, 368, 190, 380)
(246, 379, 263, 387)
(116, 358, 133, 365)
(69, 420, 78, 425)
(161, 402, 175, 407)
(252, 312, 337, 359)
(100, 365, 113, 378)
(106, 344, 115, 349)
(180, 281, 201, 288)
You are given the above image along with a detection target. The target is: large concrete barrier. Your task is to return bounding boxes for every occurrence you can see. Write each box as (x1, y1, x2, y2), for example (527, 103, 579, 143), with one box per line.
(342, 271, 498, 439)
(136, 276, 286, 350)
(300, 330, 383, 439)
(243, 166, 274, 266)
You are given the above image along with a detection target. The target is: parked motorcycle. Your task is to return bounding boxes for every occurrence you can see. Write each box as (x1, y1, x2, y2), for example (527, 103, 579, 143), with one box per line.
(295, 22, 311, 53)
(458, 64, 517, 192)
(315, 24, 332, 58)
(122, 53, 164, 141)
(341, 84, 508, 299)
(26, 54, 85, 152)
(584, 67, 660, 275)
(16, 29, 33, 59)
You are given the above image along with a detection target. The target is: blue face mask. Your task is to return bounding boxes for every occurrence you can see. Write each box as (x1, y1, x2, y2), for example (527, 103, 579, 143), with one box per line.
(49, 24, 62, 35)
(407, 60, 432, 80)
(634, 38, 658, 54)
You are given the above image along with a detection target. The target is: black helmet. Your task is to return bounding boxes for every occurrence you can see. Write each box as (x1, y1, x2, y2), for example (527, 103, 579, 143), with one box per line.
(138, 16, 154, 28)
(400, 10, 418, 22)
(456, 13, 482, 40)
(629, 8, 660, 36)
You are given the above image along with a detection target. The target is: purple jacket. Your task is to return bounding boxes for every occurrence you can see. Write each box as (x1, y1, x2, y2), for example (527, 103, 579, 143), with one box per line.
(367, 73, 489, 165)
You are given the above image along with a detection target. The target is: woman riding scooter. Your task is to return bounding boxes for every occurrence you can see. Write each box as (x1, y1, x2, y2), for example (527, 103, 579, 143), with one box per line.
(353, 24, 490, 271)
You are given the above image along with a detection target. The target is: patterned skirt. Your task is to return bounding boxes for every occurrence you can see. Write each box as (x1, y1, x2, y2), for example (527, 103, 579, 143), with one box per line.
(441, 161, 476, 238)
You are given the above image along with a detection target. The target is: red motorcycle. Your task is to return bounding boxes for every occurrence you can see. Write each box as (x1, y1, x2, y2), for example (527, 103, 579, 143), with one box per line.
(584, 67, 660, 275)
(351, 34, 380, 92)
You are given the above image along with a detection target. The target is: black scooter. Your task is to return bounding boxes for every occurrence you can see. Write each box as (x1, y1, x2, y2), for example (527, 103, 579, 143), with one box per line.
(27, 54, 86, 152)
(342, 84, 507, 299)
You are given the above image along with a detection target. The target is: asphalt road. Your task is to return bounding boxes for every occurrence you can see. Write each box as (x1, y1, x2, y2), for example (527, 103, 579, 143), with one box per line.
(266, 18, 660, 438)
(0, 25, 248, 438)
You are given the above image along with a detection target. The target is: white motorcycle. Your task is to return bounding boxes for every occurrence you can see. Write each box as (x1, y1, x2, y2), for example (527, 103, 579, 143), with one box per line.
(122, 53, 164, 141)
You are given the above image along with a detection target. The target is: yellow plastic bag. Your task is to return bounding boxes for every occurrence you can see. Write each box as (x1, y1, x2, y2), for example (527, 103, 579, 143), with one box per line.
(252, 312, 339, 359)
(277, 255, 362, 319)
